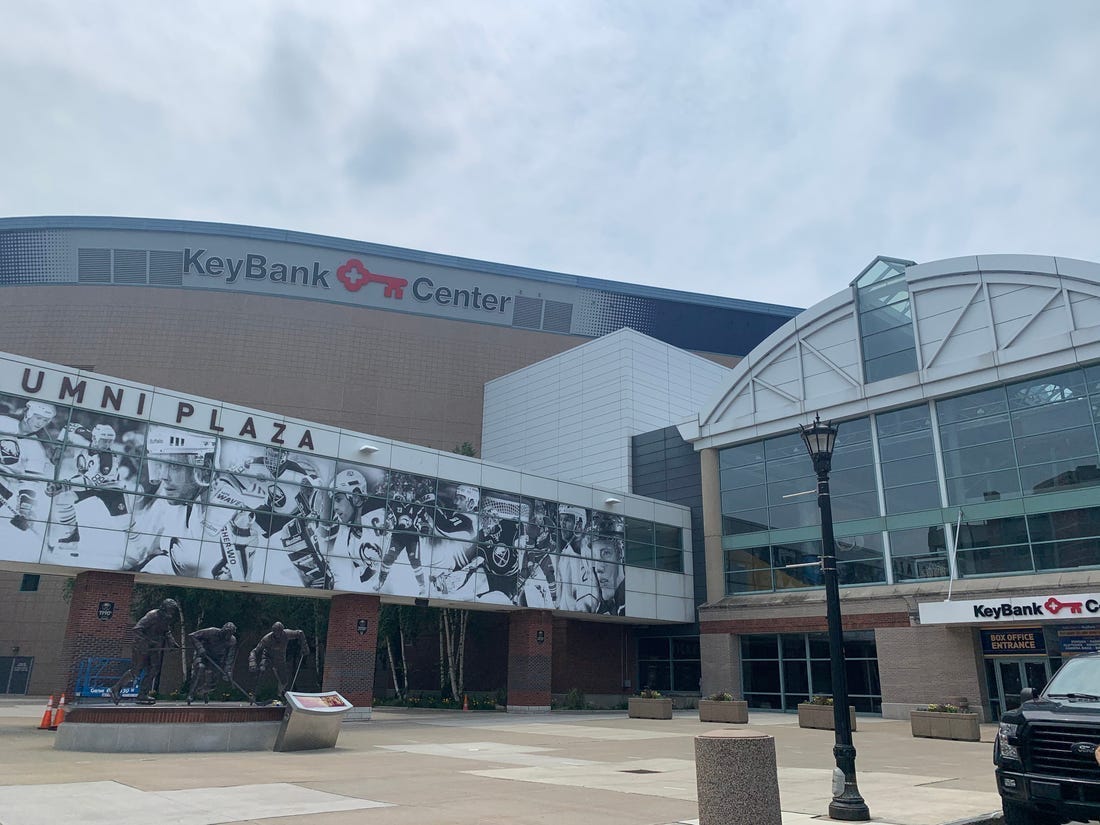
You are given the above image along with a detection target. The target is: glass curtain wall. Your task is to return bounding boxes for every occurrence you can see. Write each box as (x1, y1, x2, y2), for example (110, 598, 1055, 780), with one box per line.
(740, 631, 881, 712)
(719, 364, 1100, 596)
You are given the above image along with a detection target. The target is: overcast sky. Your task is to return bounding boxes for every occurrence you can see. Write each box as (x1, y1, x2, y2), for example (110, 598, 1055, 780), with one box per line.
(3, 1, 1098, 309)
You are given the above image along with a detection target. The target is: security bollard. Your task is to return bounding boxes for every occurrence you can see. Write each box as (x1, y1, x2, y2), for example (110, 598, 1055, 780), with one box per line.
(695, 729, 782, 825)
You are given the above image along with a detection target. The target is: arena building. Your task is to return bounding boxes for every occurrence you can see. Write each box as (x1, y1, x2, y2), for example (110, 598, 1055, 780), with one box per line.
(682, 253, 1100, 722)
(0, 215, 798, 701)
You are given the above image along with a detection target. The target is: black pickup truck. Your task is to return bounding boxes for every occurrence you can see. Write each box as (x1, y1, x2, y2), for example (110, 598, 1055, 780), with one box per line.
(995, 653, 1100, 824)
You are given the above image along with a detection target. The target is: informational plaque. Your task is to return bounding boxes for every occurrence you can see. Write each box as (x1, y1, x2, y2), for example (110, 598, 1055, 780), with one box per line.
(273, 691, 353, 751)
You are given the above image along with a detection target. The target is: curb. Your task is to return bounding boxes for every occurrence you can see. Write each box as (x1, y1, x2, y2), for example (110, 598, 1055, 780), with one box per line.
(940, 812, 1002, 825)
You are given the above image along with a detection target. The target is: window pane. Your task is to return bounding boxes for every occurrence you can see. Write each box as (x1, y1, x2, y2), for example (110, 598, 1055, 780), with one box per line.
(937, 387, 1008, 425)
(956, 545, 1033, 576)
(839, 556, 886, 585)
(864, 350, 918, 382)
(723, 511, 770, 534)
(1033, 539, 1100, 572)
(831, 464, 877, 496)
(654, 524, 682, 548)
(942, 442, 1016, 479)
(742, 661, 781, 693)
(637, 637, 669, 659)
(625, 518, 653, 544)
(724, 486, 768, 512)
(781, 635, 806, 659)
(881, 455, 937, 488)
(721, 464, 767, 490)
(1027, 507, 1100, 542)
(1024, 460, 1100, 494)
(726, 569, 773, 594)
(884, 482, 942, 514)
(720, 442, 765, 468)
(945, 469, 1021, 505)
(878, 430, 934, 462)
(655, 546, 682, 572)
(1014, 427, 1097, 467)
(783, 660, 810, 693)
(939, 416, 1013, 450)
(741, 635, 779, 660)
(831, 492, 880, 521)
(1007, 369, 1087, 409)
(672, 661, 701, 693)
(625, 540, 654, 567)
(672, 637, 701, 659)
(1012, 397, 1092, 437)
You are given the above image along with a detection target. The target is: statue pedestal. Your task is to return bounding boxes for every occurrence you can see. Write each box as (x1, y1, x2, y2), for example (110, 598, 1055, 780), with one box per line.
(54, 703, 284, 752)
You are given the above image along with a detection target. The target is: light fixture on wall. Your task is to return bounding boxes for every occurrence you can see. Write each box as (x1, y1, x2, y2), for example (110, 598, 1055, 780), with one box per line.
(604, 497, 622, 506)
(358, 444, 379, 453)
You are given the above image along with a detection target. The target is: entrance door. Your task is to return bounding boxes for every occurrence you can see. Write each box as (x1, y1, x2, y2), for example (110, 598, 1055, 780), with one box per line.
(995, 658, 1050, 713)
(0, 656, 34, 695)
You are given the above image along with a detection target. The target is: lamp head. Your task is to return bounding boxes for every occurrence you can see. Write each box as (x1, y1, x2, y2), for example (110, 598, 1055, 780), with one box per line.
(799, 414, 839, 475)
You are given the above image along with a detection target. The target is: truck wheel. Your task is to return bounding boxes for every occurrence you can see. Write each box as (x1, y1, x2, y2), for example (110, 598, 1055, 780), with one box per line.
(1002, 800, 1063, 825)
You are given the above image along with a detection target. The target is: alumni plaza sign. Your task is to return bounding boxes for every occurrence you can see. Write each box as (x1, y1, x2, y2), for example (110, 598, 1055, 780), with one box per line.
(919, 593, 1100, 625)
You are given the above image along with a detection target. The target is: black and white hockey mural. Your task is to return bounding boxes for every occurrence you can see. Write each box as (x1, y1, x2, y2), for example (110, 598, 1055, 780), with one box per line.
(0, 363, 682, 617)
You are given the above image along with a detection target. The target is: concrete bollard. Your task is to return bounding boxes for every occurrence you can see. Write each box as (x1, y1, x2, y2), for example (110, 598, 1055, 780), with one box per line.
(695, 728, 782, 825)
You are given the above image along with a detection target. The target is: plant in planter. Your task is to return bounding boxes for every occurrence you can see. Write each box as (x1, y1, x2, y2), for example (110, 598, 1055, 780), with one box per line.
(797, 695, 857, 731)
(910, 702, 980, 741)
(698, 691, 748, 724)
(628, 689, 673, 719)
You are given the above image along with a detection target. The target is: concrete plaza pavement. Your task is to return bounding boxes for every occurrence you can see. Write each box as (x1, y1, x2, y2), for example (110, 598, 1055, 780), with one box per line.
(0, 698, 1004, 825)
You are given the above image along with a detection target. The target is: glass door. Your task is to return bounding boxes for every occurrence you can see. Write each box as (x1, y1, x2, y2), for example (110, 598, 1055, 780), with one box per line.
(994, 658, 1050, 713)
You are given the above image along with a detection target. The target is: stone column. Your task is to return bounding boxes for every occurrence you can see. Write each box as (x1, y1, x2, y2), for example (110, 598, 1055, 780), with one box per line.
(507, 609, 553, 712)
(700, 631, 741, 698)
(61, 570, 135, 700)
(695, 729, 782, 825)
(322, 593, 380, 709)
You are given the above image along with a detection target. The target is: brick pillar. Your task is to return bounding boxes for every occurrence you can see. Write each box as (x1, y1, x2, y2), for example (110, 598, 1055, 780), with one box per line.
(507, 610, 553, 713)
(322, 593, 380, 708)
(61, 570, 135, 700)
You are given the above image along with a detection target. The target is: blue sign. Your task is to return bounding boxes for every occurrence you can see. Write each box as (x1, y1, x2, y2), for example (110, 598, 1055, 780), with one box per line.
(981, 628, 1046, 656)
(1057, 626, 1100, 656)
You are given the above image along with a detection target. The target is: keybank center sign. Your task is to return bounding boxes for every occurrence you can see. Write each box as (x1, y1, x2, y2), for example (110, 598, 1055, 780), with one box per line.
(919, 593, 1100, 625)
(3, 226, 613, 334)
(183, 248, 515, 315)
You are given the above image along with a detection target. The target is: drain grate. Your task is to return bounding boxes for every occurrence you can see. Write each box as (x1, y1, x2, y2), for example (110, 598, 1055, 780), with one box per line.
(621, 769, 661, 774)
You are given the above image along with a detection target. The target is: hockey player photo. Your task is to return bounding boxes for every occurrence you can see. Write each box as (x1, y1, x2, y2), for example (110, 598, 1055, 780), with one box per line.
(376, 471, 436, 597)
(216, 444, 334, 590)
(0, 395, 60, 563)
(123, 427, 262, 580)
(516, 497, 560, 609)
(43, 411, 145, 565)
(555, 504, 600, 612)
(431, 492, 525, 605)
(324, 465, 388, 592)
(589, 535, 627, 616)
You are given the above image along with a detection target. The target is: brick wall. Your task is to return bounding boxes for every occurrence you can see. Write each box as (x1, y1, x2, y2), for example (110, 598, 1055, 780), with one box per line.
(507, 610, 553, 708)
(875, 625, 988, 720)
(60, 570, 135, 699)
(551, 618, 629, 694)
(322, 594, 380, 706)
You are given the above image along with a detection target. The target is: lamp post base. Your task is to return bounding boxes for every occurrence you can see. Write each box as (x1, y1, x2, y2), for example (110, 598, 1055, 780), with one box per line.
(828, 795, 871, 821)
(828, 798, 871, 821)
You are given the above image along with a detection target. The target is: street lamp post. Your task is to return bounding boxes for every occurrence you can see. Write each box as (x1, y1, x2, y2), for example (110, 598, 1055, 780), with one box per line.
(799, 414, 871, 822)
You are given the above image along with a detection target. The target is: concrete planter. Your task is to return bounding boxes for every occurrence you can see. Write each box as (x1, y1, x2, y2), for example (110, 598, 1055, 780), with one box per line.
(797, 703, 857, 731)
(628, 697, 673, 719)
(910, 710, 980, 741)
(698, 699, 749, 724)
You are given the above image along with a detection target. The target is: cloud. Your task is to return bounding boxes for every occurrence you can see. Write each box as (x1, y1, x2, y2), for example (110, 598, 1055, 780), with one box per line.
(1, 0, 1098, 309)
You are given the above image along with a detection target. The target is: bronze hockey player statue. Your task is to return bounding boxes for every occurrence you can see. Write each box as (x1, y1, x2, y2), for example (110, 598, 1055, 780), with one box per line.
(186, 622, 239, 704)
(108, 598, 180, 705)
(249, 621, 308, 700)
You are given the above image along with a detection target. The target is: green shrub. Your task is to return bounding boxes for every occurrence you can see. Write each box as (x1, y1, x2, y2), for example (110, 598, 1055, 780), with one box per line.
(639, 688, 663, 699)
(707, 691, 734, 702)
(808, 695, 834, 706)
(564, 688, 587, 710)
(924, 703, 961, 713)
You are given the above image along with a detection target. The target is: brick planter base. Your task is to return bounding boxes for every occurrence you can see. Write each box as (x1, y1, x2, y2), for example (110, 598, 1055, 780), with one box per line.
(628, 697, 673, 719)
(910, 710, 980, 741)
(796, 703, 857, 731)
(699, 699, 749, 724)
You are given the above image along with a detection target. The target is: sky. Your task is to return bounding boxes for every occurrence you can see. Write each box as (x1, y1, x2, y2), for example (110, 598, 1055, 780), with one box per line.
(3, 1, 1099, 310)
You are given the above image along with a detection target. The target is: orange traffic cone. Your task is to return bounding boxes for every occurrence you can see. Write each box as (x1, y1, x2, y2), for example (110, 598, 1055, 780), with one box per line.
(462, 694, 469, 712)
(37, 695, 55, 730)
(49, 693, 67, 730)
